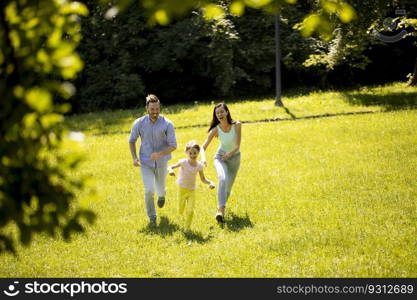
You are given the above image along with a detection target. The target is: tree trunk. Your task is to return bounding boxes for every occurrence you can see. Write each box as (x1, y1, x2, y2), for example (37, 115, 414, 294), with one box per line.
(319, 72, 328, 89)
(409, 57, 417, 86)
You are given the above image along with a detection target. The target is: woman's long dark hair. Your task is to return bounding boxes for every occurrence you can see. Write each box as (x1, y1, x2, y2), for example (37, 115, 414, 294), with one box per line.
(208, 103, 234, 133)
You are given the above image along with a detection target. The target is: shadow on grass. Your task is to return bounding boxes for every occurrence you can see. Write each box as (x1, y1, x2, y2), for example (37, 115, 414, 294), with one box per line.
(224, 212, 254, 232)
(139, 216, 213, 244)
(69, 86, 417, 136)
(139, 216, 180, 237)
(342, 91, 417, 111)
(181, 229, 213, 244)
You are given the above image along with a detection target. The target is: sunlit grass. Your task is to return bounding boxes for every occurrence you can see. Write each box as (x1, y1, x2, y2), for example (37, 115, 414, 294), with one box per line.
(65, 82, 417, 135)
(1, 83, 416, 277)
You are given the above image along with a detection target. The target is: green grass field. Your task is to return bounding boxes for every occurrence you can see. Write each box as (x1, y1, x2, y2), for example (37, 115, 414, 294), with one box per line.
(1, 82, 416, 277)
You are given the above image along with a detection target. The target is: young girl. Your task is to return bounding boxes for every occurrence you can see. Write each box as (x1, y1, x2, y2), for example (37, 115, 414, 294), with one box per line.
(168, 141, 215, 230)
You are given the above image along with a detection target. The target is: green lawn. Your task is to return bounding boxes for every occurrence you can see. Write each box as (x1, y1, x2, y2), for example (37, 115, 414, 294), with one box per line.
(1, 82, 416, 277)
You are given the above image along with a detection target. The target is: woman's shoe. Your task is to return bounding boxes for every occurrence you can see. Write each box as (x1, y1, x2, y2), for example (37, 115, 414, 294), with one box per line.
(215, 212, 224, 223)
(157, 196, 165, 208)
(148, 217, 157, 228)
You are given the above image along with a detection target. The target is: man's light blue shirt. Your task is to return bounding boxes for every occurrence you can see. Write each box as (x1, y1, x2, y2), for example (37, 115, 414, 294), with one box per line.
(129, 115, 177, 168)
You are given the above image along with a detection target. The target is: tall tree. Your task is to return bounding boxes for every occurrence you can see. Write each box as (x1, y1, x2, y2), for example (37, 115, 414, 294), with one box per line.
(298, 0, 417, 86)
(399, 15, 417, 85)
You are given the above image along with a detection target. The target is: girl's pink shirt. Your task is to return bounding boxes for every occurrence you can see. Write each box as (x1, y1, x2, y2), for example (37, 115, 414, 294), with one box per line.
(176, 158, 203, 190)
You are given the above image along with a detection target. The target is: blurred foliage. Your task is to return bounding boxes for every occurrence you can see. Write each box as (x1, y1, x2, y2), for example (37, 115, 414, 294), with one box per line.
(104, 0, 354, 31)
(0, 0, 96, 254)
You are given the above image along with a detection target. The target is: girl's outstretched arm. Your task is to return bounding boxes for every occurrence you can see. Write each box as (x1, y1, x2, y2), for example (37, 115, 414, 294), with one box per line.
(199, 170, 215, 189)
(168, 162, 181, 176)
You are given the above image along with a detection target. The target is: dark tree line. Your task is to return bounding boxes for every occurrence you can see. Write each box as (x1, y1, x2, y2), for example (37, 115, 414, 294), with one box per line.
(72, 0, 417, 112)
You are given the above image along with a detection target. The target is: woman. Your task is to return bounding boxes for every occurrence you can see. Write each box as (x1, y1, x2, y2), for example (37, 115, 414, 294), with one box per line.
(201, 103, 242, 223)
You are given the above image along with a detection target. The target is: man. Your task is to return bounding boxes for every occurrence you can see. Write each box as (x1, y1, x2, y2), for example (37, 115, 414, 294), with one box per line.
(129, 94, 177, 227)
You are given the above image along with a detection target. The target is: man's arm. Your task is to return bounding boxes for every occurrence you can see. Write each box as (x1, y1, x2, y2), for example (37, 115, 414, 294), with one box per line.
(150, 122, 177, 161)
(151, 146, 176, 161)
(129, 142, 140, 166)
(129, 119, 141, 166)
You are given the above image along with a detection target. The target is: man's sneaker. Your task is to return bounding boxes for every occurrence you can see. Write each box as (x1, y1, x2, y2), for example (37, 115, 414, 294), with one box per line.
(157, 196, 165, 208)
(149, 217, 157, 228)
(215, 212, 224, 224)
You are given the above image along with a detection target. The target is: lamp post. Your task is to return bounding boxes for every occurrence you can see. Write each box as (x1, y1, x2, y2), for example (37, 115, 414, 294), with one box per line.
(274, 14, 283, 106)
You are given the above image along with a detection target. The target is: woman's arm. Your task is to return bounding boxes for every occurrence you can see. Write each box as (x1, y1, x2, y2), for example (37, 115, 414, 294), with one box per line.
(201, 127, 218, 165)
(222, 121, 241, 160)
